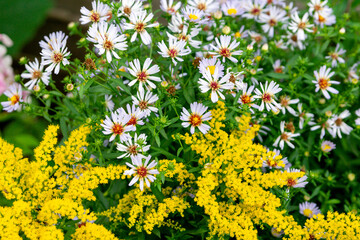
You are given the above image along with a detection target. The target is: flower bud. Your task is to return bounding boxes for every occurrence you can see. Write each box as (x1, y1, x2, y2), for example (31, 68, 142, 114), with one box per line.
(67, 22, 76, 31)
(33, 85, 41, 92)
(214, 10, 222, 19)
(222, 26, 231, 35)
(325, 111, 332, 117)
(347, 173, 355, 181)
(161, 81, 168, 87)
(19, 56, 28, 65)
(66, 83, 74, 91)
(247, 44, 253, 51)
(319, 98, 326, 104)
(339, 27, 346, 34)
(261, 43, 268, 51)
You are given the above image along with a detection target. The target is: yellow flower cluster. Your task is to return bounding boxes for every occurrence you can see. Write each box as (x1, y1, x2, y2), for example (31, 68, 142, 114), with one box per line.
(181, 102, 308, 239)
(159, 159, 195, 184)
(101, 180, 189, 234)
(0, 125, 123, 239)
(72, 223, 118, 240)
(304, 211, 360, 239)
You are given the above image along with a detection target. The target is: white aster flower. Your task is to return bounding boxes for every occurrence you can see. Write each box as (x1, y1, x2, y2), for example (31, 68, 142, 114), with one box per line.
(285, 168, 308, 188)
(198, 67, 234, 103)
(273, 59, 284, 73)
(279, 95, 299, 115)
(167, 26, 202, 48)
(1, 83, 23, 112)
(234, 25, 249, 39)
(314, 8, 336, 27)
(160, 0, 181, 15)
(87, 21, 128, 63)
(188, 0, 219, 14)
(221, 0, 244, 17)
(273, 121, 300, 149)
(321, 140, 336, 153)
(262, 149, 289, 169)
(117, 133, 150, 160)
(128, 58, 161, 91)
(123, 10, 159, 45)
(243, 0, 267, 20)
(117, 103, 145, 127)
(39, 31, 68, 51)
(182, 6, 206, 24)
(101, 111, 135, 142)
(347, 63, 359, 83)
(238, 83, 259, 113)
(308, 0, 328, 15)
(124, 155, 159, 191)
(254, 81, 282, 112)
(330, 110, 353, 138)
(288, 12, 313, 41)
(132, 88, 159, 117)
(105, 94, 115, 111)
(209, 35, 242, 63)
(310, 119, 334, 139)
(299, 202, 321, 218)
(198, 58, 224, 77)
(118, 0, 143, 17)
(40, 32, 70, 75)
(258, 6, 288, 38)
(79, 0, 110, 25)
(21, 58, 51, 90)
(157, 38, 191, 65)
(325, 44, 346, 67)
(287, 32, 306, 50)
(312, 65, 339, 99)
(248, 31, 267, 45)
(296, 103, 315, 129)
(180, 102, 212, 134)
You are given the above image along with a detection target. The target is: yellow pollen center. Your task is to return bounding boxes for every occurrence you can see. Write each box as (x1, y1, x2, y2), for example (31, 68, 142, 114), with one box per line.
(10, 95, 20, 105)
(318, 78, 330, 90)
(32, 70, 42, 79)
(241, 95, 251, 104)
(112, 124, 124, 135)
(207, 65, 216, 75)
(90, 11, 100, 22)
(227, 8, 237, 15)
(103, 39, 114, 50)
(318, 15, 325, 22)
(321, 144, 331, 151)
(136, 166, 147, 178)
(303, 209, 313, 217)
(189, 114, 202, 127)
(189, 14, 199, 21)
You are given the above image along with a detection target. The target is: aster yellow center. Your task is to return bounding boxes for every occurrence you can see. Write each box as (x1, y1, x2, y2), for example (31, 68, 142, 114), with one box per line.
(189, 114, 202, 127)
(227, 8, 237, 15)
(321, 144, 331, 152)
(207, 65, 216, 75)
(303, 209, 313, 217)
(10, 95, 20, 105)
(189, 14, 199, 20)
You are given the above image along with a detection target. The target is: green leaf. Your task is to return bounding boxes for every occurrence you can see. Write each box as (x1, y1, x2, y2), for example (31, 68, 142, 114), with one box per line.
(0, 0, 53, 55)
(150, 184, 165, 202)
(267, 72, 289, 79)
(59, 117, 68, 139)
(327, 199, 341, 205)
(155, 135, 161, 147)
(79, 78, 95, 99)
